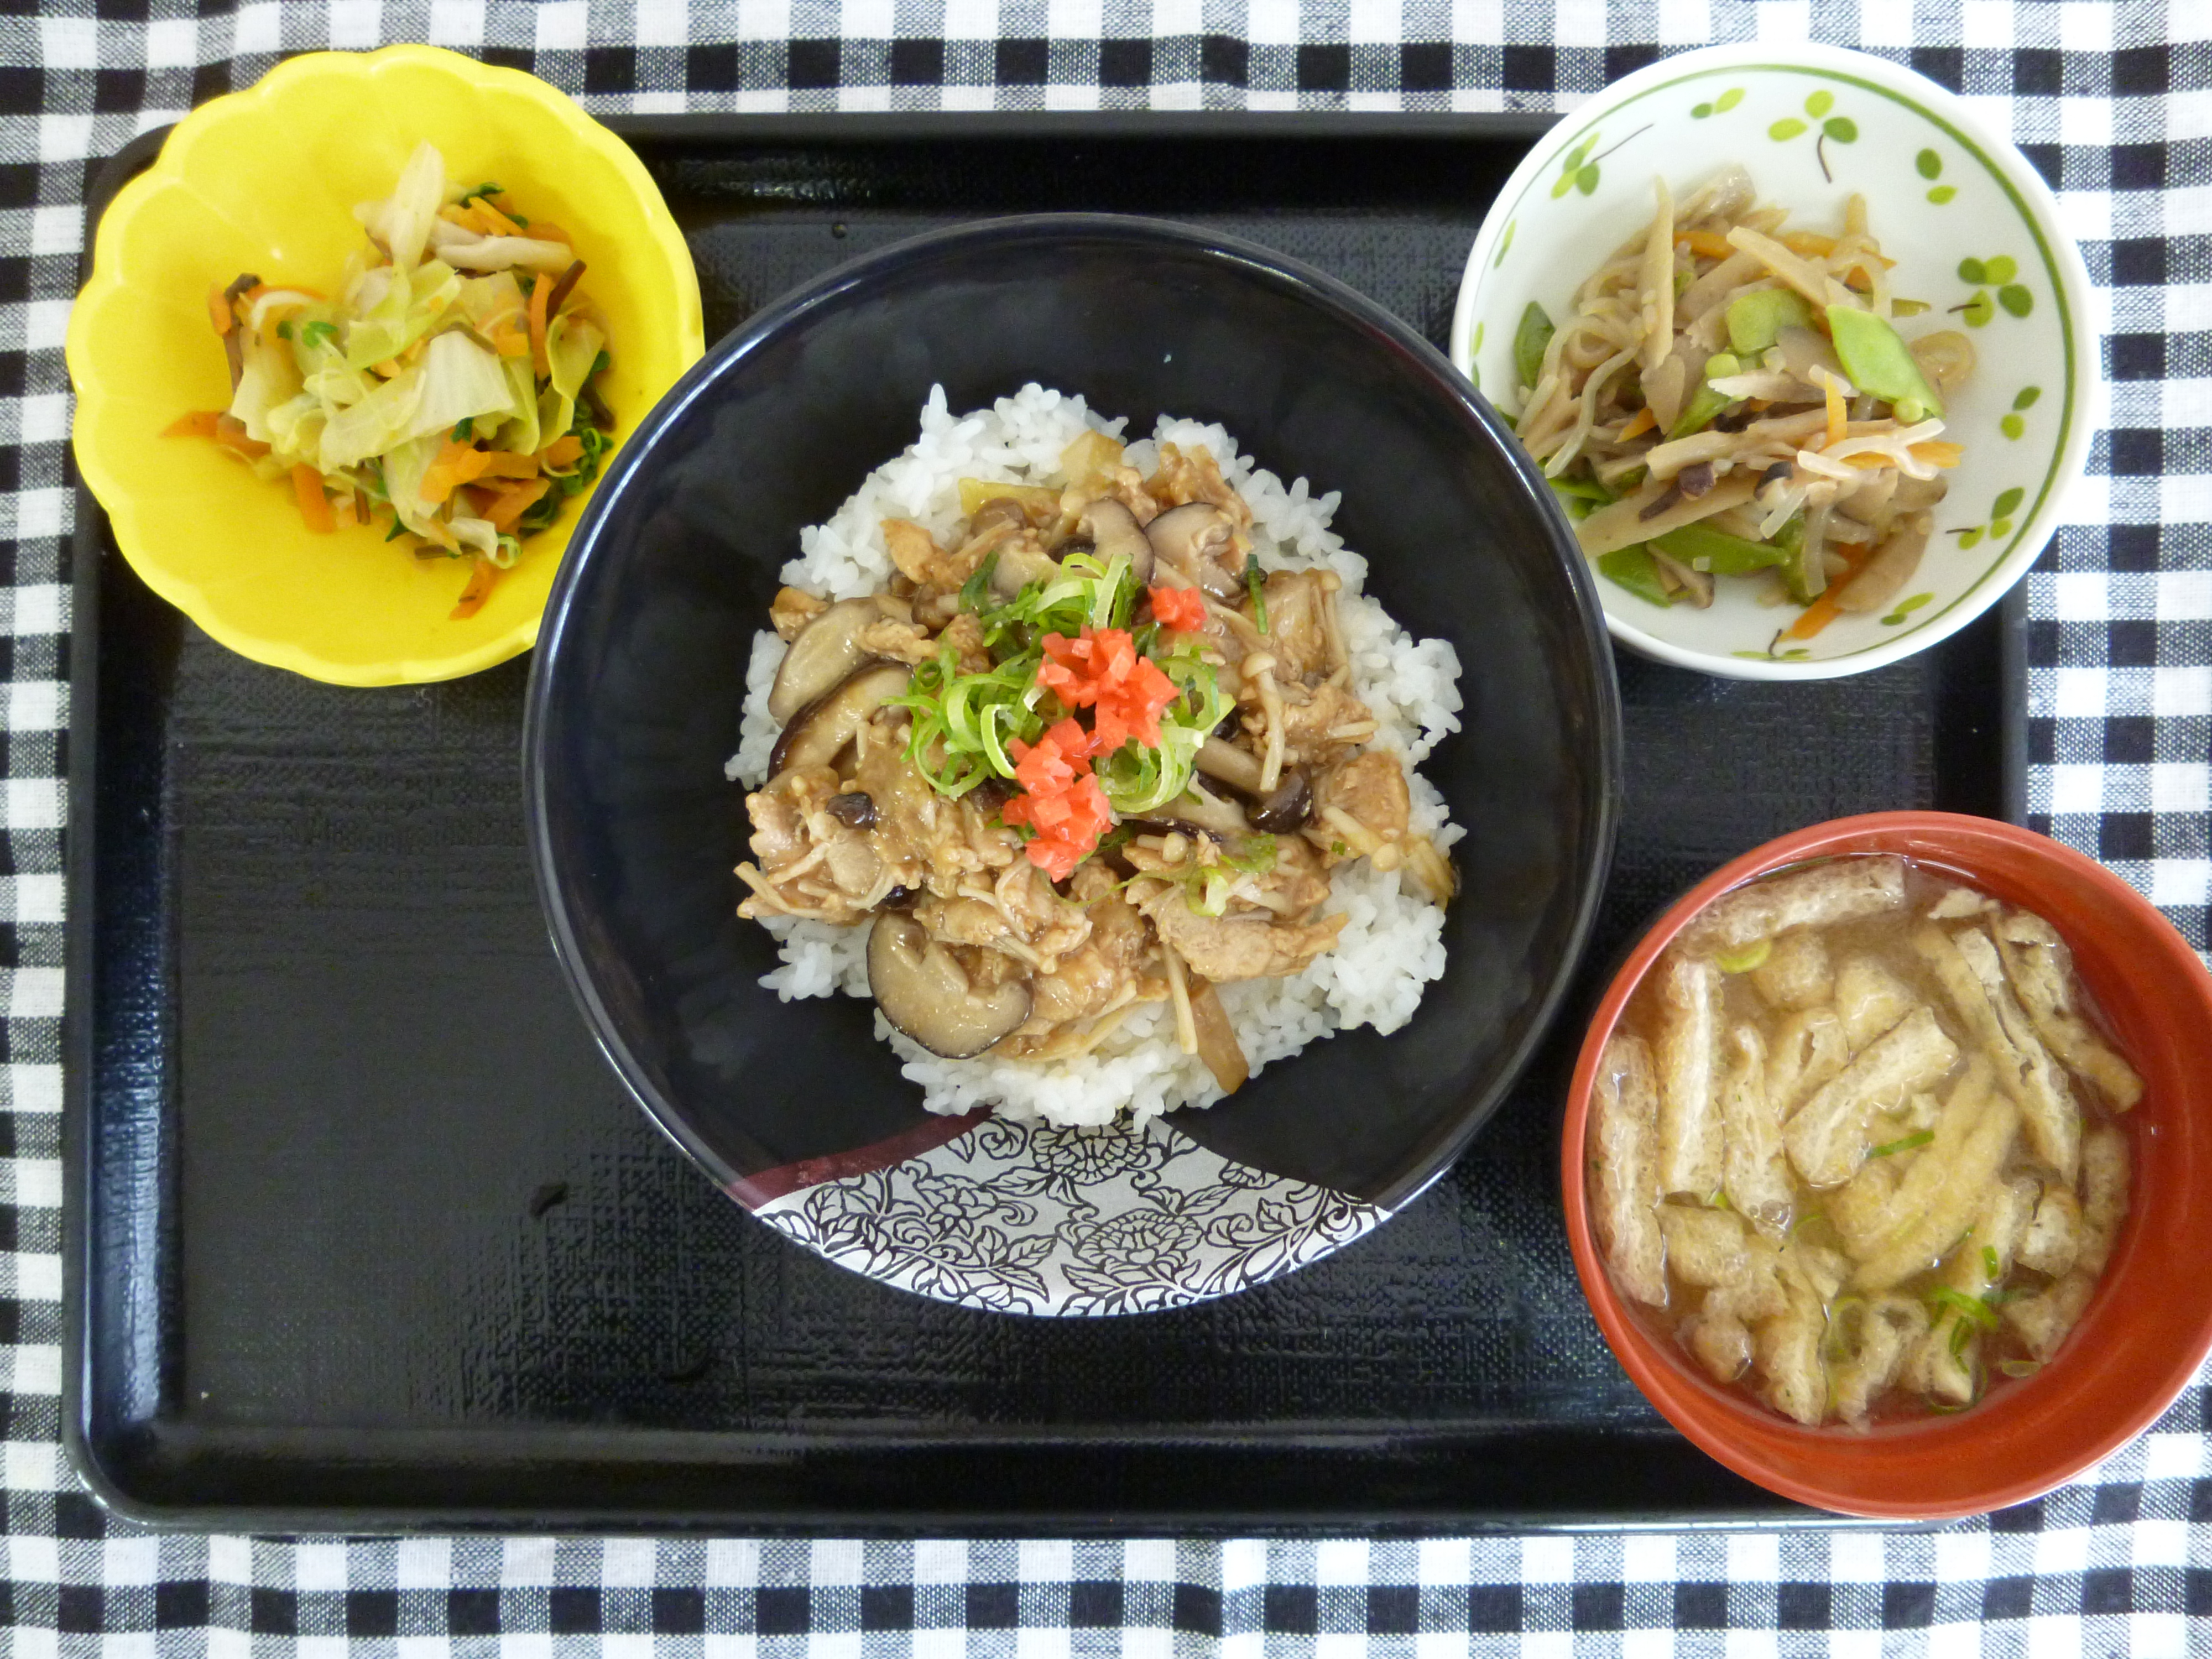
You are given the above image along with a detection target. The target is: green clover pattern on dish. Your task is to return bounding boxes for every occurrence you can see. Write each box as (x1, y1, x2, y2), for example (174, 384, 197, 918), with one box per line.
(1552, 133, 1602, 198)
(1954, 487, 2027, 551)
(1917, 147, 1958, 205)
(1954, 255, 2033, 328)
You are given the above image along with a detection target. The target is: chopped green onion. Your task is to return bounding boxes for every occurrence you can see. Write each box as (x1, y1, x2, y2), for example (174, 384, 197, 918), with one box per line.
(1716, 938, 1771, 974)
(275, 320, 294, 341)
(1245, 561, 1268, 632)
(1982, 1246, 2001, 1282)
(1931, 1285, 2000, 1331)
(958, 550, 998, 615)
(453, 416, 474, 442)
(1869, 1129, 1934, 1159)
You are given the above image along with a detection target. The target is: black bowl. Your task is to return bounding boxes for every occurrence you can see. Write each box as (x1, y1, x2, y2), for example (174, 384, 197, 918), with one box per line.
(524, 213, 1620, 1218)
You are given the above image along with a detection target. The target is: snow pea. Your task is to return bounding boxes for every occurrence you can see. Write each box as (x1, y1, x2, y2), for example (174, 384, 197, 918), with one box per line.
(1726, 289, 1813, 356)
(1514, 302, 1555, 393)
(1826, 305, 1945, 423)
(1597, 545, 1673, 608)
(1668, 351, 1743, 439)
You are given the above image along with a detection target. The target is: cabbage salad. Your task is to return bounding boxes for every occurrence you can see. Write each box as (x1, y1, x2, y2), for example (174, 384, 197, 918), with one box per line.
(170, 142, 612, 618)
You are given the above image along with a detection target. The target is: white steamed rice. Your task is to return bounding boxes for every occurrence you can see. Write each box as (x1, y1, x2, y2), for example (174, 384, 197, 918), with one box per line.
(728, 384, 1465, 1129)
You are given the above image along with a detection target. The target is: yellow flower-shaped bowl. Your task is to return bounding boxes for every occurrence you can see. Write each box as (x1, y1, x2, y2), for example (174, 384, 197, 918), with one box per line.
(66, 44, 704, 684)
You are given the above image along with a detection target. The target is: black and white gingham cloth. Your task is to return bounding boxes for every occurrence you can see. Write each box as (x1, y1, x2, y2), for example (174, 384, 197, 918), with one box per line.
(6, 3, 2209, 1652)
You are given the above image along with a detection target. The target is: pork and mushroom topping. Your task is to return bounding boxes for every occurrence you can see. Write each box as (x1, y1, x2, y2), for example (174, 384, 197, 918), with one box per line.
(735, 428, 1454, 1080)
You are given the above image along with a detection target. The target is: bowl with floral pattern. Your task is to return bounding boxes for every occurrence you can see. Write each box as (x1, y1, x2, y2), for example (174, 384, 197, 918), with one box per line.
(1451, 42, 2094, 680)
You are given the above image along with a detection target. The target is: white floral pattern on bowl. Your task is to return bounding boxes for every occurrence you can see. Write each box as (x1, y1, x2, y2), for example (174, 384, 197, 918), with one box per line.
(754, 1118, 1387, 1316)
(1450, 43, 2095, 680)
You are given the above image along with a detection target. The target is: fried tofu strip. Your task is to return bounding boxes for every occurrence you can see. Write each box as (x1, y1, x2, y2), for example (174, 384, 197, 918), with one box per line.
(1660, 1204, 1747, 1287)
(1994, 910, 2144, 1110)
(1590, 1035, 1667, 1306)
(1683, 1228, 1792, 1386)
(1784, 1006, 1960, 1188)
(1927, 884, 1994, 920)
(1749, 929, 1832, 1011)
(1902, 1175, 2037, 1403)
(1680, 856, 1908, 955)
(1765, 1006, 1848, 1121)
(1828, 1060, 1990, 1258)
(2016, 1184, 2082, 1277)
(1853, 1082, 2020, 1292)
(2005, 1126, 2130, 1361)
(1830, 1295, 1932, 1428)
(1654, 953, 1724, 1199)
(1834, 954, 1915, 1051)
(1754, 1241, 1848, 1426)
(1719, 1024, 1792, 1236)
(1917, 924, 2080, 1184)
(1954, 927, 2081, 1182)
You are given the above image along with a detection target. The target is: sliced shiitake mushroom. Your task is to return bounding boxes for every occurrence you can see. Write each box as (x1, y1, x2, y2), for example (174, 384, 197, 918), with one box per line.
(1145, 502, 1241, 599)
(768, 595, 909, 722)
(867, 914, 1031, 1059)
(1248, 770, 1313, 833)
(767, 660, 912, 777)
(1077, 497, 1153, 585)
(1193, 739, 1310, 831)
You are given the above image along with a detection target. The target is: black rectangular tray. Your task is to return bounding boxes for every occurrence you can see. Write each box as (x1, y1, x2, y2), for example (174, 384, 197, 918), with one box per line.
(65, 113, 2027, 1534)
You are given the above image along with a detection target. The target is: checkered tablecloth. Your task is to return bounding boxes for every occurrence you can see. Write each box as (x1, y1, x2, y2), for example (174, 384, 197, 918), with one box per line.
(6, 2, 2209, 1653)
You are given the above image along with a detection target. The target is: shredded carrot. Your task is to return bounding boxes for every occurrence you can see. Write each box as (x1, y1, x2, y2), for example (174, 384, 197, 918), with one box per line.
(528, 273, 552, 376)
(1783, 545, 1872, 641)
(1678, 229, 1734, 259)
(478, 450, 540, 479)
(488, 324, 531, 358)
(1782, 231, 1838, 258)
(1820, 374, 1846, 447)
(528, 221, 573, 247)
(1910, 441, 1964, 468)
(1147, 585, 1209, 633)
(483, 477, 551, 533)
(473, 198, 523, 237)
(419, 439, 495, 505)
(206, 286, 234, 336)
(1844, 452, 1893, 469)
(451, 556, 499, 621)
(291, 465, 334, 533)
(539, 434, 585, 469)
(372, 358, 404, 378)
(164, 410, 223, 439)
(1619, 406, 1657, 440)
(213, 414, 269, 458)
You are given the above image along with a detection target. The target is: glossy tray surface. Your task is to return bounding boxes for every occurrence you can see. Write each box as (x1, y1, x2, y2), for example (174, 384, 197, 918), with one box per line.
(66, 113, 2022, 1531)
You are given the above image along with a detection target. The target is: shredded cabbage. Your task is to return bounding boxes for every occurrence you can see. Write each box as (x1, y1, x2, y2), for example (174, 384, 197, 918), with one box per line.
(185, 144, 615, 618)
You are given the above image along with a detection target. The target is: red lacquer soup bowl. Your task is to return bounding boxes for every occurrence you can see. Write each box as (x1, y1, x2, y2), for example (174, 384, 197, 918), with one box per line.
(1561, 811, 2212, 1519)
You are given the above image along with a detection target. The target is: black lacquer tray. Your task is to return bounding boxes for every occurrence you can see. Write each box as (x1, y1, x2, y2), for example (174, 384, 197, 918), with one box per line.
(65, 114, 2026, 1533)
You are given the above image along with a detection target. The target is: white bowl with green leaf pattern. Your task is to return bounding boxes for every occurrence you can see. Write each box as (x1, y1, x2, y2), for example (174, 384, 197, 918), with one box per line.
(1451, 42, 2094, 680)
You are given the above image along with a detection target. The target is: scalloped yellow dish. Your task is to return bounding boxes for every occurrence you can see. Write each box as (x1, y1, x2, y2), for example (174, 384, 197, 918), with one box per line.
(66, 45, 704, 685)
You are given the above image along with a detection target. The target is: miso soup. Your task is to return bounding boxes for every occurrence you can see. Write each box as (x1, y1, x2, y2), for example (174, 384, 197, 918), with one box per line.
(1589, 855, 2141, 1428)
